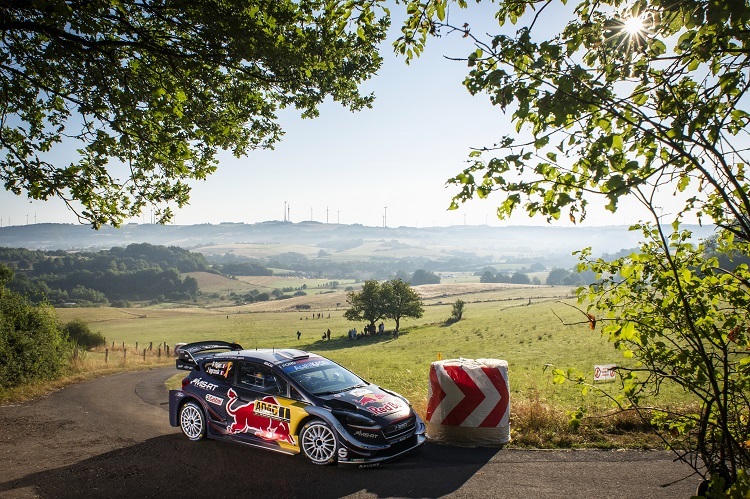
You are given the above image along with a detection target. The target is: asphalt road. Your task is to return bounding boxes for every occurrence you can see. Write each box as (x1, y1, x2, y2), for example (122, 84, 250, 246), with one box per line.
(0, 368, 701, 498)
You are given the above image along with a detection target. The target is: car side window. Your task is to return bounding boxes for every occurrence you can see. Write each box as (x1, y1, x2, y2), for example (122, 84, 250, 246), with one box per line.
(289, 385, 305, 401)
(236, 362, 288, 397)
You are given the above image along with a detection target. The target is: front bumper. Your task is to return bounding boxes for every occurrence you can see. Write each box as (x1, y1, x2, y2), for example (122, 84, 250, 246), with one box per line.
(336, 416, 427, 466)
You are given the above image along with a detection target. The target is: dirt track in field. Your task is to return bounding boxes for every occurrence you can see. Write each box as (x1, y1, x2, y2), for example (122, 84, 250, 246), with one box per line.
(0, 368, 701, 498)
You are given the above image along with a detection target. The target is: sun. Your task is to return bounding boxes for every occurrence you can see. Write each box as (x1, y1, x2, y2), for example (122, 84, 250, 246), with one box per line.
(622, 15, 646, 36)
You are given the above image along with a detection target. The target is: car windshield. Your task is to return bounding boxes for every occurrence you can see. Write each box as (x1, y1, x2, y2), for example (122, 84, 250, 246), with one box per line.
(283, 358, 366, 396)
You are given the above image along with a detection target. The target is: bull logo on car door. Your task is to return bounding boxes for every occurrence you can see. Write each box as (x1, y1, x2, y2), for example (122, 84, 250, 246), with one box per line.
(226, 388, 296, 445)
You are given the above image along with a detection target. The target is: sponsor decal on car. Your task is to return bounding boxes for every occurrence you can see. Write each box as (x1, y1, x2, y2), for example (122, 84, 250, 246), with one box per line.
(358, 394, 405, 416)
(225, 389, 296, 445)
(353, 430, 379, 439)
(205, 361, 233, 378)
(190, 378, 219, 391)
(349, 388, 372, 397)
(359, 463, 382, 468)
(393, 420, 411, 431)
(366, 401, 404, 416)
(282, 359, 332, 373)
(254, 400, 291, 423)
(358, 393, 387, 406)
(205, 394, 224, 406)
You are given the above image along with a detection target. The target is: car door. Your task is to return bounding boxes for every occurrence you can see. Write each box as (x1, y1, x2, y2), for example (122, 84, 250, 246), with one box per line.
(198, 359, 236, 433)
(226, 362, 309, 453)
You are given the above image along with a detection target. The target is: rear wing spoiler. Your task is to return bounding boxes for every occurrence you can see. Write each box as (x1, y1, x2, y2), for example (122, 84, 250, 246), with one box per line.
(175, 341, 243, 371)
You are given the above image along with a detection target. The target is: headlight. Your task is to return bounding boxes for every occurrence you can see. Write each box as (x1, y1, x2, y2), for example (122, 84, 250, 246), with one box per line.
(332, 410, 378, 427)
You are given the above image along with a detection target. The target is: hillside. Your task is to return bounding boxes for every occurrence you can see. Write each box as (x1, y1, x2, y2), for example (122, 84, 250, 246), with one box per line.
(0, 221, 717, 269)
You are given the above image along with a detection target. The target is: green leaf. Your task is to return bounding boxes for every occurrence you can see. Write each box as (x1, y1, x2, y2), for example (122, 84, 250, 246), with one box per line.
(436, 1, 445, 21)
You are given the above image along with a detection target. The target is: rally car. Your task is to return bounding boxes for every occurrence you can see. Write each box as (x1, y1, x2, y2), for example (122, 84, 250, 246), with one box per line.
(168, 341, 426, 466)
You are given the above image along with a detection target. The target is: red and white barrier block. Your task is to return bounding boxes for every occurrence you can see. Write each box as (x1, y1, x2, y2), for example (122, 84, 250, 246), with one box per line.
(426, 358, 510, 446)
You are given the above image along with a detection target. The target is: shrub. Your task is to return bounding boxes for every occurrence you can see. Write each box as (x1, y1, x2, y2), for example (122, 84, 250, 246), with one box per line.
(63, 319, 106, 349)
(0, 286, 70, 388)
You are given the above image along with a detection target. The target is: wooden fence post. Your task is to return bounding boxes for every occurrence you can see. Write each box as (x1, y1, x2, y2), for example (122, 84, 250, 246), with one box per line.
(158, 347, 161, 359)
(136, 341, 138, 352)
(149, 342, 153, 351)
(143, 348, 146, 361)
(105, 349, 108, 364)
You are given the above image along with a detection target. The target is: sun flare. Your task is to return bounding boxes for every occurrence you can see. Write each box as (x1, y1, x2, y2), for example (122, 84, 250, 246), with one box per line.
(622, 15, 646, 35)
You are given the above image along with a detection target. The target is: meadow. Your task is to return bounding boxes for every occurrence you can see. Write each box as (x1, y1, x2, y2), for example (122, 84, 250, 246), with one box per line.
(51, 281, 693, 448)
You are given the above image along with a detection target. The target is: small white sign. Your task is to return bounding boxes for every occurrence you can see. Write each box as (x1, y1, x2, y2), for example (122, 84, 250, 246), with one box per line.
(593, 364, 617, 382)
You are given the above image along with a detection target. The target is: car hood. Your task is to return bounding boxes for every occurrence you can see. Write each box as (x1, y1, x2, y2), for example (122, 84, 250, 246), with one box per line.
(319, 385, 412, 421)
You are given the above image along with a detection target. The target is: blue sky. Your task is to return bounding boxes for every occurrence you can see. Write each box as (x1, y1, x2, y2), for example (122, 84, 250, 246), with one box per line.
(0, 2, 653, 229)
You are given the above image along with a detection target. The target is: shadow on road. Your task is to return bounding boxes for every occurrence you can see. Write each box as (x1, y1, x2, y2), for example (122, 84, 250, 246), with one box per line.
(0, 437, 498, 498)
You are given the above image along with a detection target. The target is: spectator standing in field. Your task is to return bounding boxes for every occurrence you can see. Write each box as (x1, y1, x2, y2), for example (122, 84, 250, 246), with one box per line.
(297, 330, 301, 340)
(326, 329, 331, 340)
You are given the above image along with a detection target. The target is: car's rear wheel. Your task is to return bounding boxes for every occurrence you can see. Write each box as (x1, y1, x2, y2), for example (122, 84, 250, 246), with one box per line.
(179, 401, 206, 441)
(300, 419, 338, 465)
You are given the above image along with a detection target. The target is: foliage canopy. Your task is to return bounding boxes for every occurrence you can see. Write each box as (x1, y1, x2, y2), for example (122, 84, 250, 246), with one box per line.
(396, 0, 750, 491)
(1, 0, 388, 227)
(381, 278, 424, 331)
(344, 278, 423, 330)
(397, 0, 750, 238)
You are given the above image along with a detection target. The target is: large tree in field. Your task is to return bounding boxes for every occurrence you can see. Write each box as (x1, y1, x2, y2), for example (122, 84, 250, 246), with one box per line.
(343, 279, 385, 329)
(1, 0, 387, 227)
(397, 0, 750, 493)
(382, 278, 423, 331)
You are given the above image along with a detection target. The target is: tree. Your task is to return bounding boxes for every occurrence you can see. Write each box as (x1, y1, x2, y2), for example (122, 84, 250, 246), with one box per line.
(448, 298, 465, 324)
(382, 279, 424, 331)
(545, 268, 581, 286)
(509, 271, 530, 284)
(399, 0, 750, 241)
(397, 0, 750, 492)
(410, 269, 440, 285)
(343, 280, 385, 329)
(1, 0, 387, 227)
(577, 225, 750, 495)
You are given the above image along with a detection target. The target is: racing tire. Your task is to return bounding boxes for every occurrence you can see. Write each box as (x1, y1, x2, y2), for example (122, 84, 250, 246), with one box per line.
(299, 419, 338, 465)
(179, 401, 207, 441)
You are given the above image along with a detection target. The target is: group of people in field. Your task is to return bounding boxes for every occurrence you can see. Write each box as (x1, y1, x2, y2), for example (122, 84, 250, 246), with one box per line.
(347, 322, 397, 340)
(296, 320, 399, 342)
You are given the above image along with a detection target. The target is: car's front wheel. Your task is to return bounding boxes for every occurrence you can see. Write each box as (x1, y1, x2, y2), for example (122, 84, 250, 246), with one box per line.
(179, 401, 206, 441)
(300, 419, 338, 465)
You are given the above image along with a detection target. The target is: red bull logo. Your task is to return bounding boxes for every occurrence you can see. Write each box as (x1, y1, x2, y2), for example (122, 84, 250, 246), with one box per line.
(358, 393, 387, 406)
(226, 389, 295, 445)
(358, 393, 405, 416)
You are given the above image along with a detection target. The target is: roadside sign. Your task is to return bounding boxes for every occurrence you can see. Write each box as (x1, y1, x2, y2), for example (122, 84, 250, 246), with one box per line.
(594, 364, 617, 382)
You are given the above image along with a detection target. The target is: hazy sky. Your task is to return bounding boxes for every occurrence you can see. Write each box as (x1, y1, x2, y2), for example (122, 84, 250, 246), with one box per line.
(0, 3, 656, 229)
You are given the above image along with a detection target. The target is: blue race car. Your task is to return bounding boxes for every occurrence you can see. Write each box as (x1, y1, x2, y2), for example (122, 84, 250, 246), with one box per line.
(169, 341, 426, 466)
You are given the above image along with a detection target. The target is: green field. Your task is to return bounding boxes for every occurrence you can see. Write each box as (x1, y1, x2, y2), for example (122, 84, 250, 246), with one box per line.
(55, 283, 693, 438)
